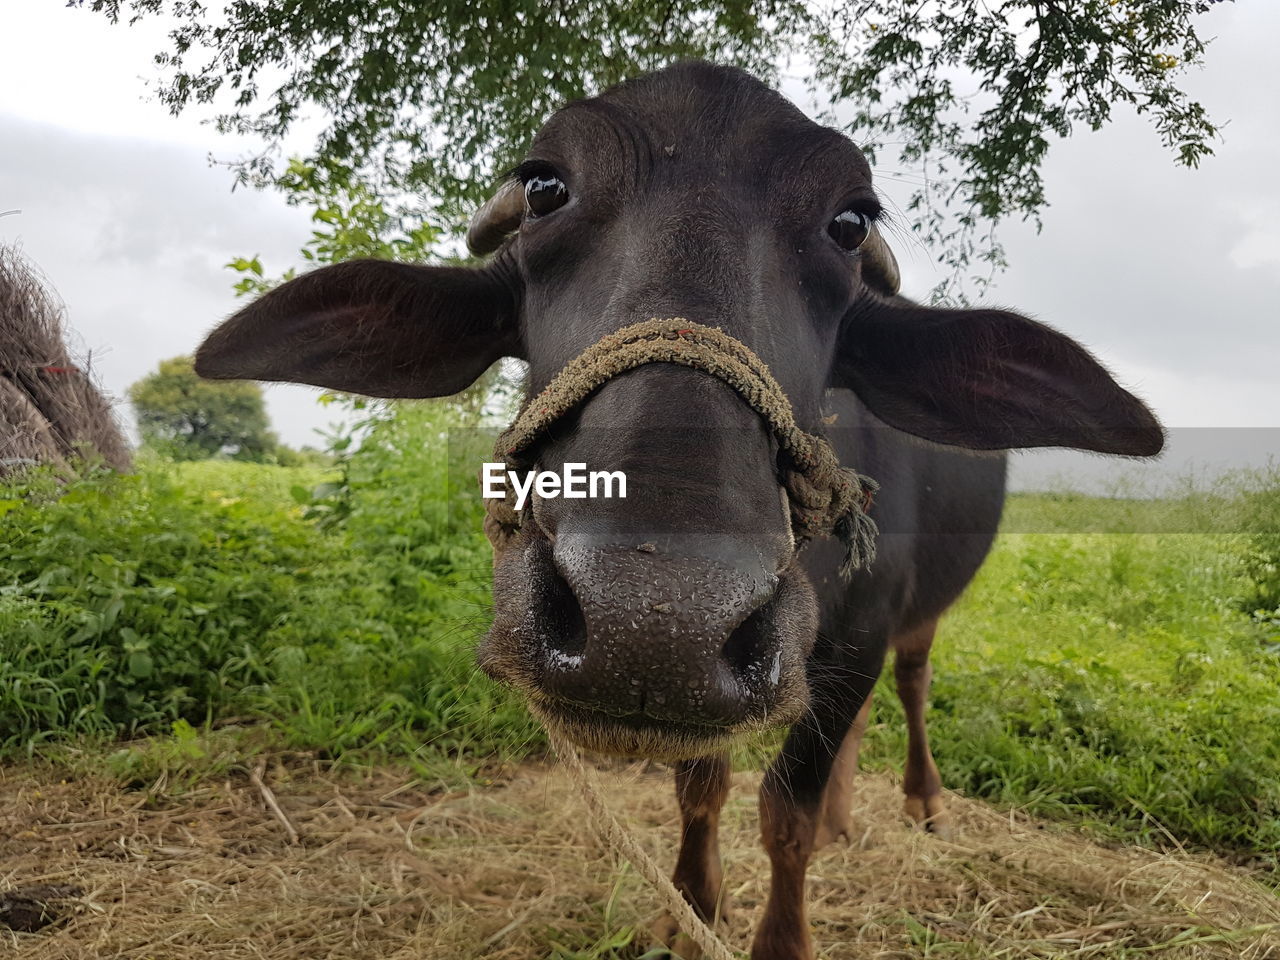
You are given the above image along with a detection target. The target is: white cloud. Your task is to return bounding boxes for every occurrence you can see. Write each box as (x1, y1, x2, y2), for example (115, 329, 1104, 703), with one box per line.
(3, 3, 220, 145)
(1228, 207, 1280, 272)
(0, 115, 323, 445)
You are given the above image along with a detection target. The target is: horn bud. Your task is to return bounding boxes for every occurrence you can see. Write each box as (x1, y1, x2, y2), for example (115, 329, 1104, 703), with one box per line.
(466, 180, 525, 256)
(861, 227, 901, 296)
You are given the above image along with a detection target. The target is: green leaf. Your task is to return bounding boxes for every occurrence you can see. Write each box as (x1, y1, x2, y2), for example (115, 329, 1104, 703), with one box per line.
(128, 651, 155, 678)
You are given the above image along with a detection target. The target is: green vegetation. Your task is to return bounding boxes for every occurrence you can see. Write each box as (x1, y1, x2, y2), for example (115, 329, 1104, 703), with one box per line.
(1239, 483, 1280, 625)
(1, 461, 317, 745)
(861, 517, 1280, 858)
(0, 406, 537, 777)
(2, 437, 1278, 861)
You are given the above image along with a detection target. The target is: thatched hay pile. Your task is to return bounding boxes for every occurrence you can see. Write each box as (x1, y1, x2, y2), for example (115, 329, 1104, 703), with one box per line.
(0, 244, 131, 477)
(0, 376, 68, 474)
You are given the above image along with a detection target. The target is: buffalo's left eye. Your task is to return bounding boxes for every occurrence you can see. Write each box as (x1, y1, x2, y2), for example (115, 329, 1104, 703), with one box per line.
(525, 175, 569, 216)
(827, 209, 872, 251)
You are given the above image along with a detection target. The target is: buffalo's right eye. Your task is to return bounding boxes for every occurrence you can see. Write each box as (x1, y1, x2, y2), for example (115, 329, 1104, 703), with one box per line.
(525, 175, 569, 216)
(827, 209, 872, 251)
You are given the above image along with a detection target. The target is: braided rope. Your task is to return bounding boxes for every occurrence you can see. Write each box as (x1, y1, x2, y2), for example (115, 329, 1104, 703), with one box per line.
(545, 726, 739, 960)
(485, 318, 877, 574)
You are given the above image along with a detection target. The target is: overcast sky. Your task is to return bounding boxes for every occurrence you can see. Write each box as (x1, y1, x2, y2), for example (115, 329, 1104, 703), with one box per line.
(1, 1, 1276, 489)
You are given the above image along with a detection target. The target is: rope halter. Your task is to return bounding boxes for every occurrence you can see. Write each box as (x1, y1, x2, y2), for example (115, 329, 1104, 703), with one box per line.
(484, 318, 878, 575)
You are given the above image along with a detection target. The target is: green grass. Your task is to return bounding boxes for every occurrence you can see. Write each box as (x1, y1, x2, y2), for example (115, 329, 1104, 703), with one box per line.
(862, 493, 1280, 859)
(2, 439, 1278, 860)
(0, 462, 322, 746)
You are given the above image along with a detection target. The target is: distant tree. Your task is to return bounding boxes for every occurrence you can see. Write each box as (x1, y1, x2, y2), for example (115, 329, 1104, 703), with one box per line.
(272, 444, 334, 468)
(78, 0, 1231, 294)
(129, 355, 278, 461)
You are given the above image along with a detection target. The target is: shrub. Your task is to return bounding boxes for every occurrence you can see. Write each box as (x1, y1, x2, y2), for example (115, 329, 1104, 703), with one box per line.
(0, 408, 536, 766)
(1238, 479, 1280, 625)
(0, 466, 321, 750)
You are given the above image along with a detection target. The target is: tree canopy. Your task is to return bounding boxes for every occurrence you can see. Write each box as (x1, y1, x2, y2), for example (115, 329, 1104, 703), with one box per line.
(129, 355, 278, 462)
(79, 0, 1229, 291)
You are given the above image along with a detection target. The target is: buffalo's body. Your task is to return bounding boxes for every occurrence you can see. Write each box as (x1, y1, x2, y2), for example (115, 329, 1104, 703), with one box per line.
(813, 399, 1006, 662)
(196, 61, 1160, 959)
(759, 389, 1008, 877)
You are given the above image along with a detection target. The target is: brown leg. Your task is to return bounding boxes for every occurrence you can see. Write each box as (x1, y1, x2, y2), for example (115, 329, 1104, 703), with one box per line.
(752, 772, 819, 960)
(814, 693, 873, 850)
(893, 617, 948, 836)
(751, 636, 887, 960)
(652, 753, 732, 957)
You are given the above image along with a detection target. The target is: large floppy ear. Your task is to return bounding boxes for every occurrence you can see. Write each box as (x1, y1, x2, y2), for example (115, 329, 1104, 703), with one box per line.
(195, 259, 521, 398)
(832, 294, 1164, 456)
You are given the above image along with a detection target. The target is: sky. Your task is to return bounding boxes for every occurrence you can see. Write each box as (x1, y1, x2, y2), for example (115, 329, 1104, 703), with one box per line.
(1, 1, 1276, 490)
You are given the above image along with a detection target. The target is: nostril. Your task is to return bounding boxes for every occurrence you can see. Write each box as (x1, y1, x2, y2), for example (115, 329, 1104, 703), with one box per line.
(536, 567, 588, 664)
(721, 602, 778, 686)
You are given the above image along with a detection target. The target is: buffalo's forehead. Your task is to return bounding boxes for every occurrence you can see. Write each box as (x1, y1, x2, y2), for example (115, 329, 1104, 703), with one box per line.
(529, 62, 874, 200)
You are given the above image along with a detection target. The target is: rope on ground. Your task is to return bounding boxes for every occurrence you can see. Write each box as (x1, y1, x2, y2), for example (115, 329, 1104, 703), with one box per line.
(545, 726, 739, 960)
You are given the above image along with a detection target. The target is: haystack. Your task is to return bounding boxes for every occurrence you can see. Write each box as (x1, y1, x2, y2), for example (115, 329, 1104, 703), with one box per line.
(0, 377, 69, 475)
(0, 244, 131, 477)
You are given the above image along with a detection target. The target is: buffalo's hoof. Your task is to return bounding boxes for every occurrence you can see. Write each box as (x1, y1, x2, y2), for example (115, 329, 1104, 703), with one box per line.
(904, 793, 952, 840)
(650, 907, 732, 959)
(814, 810, 852, 850)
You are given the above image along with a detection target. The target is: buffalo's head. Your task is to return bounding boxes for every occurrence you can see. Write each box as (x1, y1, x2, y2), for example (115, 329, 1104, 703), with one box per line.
(197, 62, 1162, 759)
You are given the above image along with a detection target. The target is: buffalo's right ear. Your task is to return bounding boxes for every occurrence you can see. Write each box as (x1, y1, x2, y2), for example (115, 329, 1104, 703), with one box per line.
(195, 259, 521, 398)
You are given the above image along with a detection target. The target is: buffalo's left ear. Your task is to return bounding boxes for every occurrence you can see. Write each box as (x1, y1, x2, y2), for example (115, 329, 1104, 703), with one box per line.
(832, 295, 1164, 456)
(195, 258, 521, 398)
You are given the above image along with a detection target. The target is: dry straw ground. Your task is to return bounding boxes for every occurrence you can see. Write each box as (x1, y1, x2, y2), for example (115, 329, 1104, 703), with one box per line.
(2, 758, 1277, 959)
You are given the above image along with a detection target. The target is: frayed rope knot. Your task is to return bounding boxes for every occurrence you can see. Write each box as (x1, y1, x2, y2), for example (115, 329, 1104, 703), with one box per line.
(485, 318, 878, 575)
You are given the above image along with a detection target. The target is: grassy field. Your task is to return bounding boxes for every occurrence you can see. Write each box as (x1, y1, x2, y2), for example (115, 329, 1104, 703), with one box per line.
(2, 416, 1279, 955)
(861, 525, 1280, 856)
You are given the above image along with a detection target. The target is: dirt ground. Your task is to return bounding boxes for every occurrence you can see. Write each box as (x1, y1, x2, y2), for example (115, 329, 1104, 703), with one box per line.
(2, 757, 1277, 959)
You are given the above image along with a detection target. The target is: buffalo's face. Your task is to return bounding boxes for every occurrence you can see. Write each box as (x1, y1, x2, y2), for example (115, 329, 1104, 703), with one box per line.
(195, 62, 1164, 760)
(471, 65, 885, 756)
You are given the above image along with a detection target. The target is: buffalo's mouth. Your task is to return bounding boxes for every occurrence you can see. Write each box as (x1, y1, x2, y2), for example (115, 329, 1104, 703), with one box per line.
(525, 695, 808, 762)
(479, 531, 817, 759)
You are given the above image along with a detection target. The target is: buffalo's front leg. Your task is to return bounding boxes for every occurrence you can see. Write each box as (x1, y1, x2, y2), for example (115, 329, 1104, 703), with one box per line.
(754, 769, 821, 960)
(652, 753, 732, 957)
(752, 653, 885, 960)
(814, 693, 873, 849)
